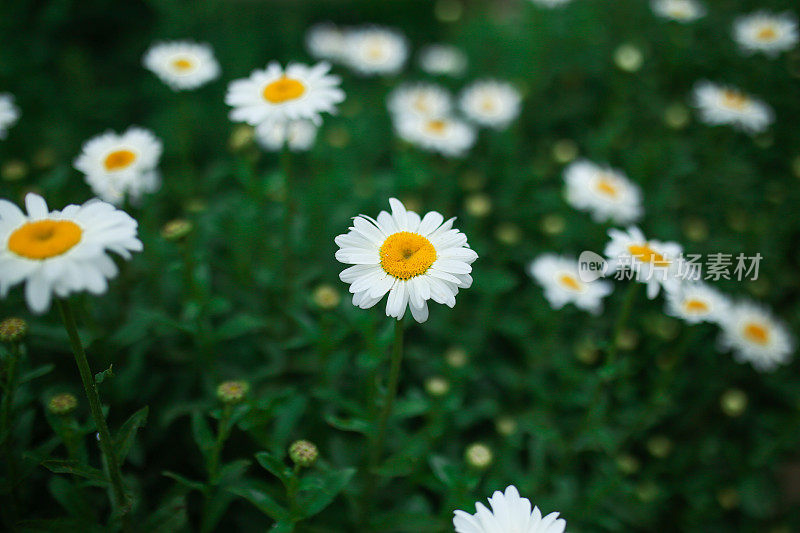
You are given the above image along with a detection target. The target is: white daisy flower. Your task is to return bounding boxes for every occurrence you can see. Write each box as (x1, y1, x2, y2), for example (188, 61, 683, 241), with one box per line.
(664, 282, 730, 324)
(529, 254, 613, 314)
(335, 198, 477, 323)
(734, 11, 798, 57)
(459, 80, 521, 130)
(563, 159, 643, 224)
(305, 23, 348, 63)
(604, 226, 683, 299)
(453, 485, 566, 533)
(255, 120, 317, 152)
(343, 26, 408, 76)
(387, 83, 452, 119)
(718, 300, 794, 371)
(0, 94, 20, 139)
(529, 0, 572, 8)
(143, 40, 220, 91)
(651, 0, 705, 23)
(394, 115, 476, 158)
(418, 44, 467, 76)
(226, 62, 345, 128)
(73, 127, 163, 205)
(0, 193, 142, 314)
(691, 81, 773, 134)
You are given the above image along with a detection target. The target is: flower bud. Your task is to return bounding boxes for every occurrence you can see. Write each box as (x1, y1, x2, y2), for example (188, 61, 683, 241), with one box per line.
(552, 139, 578, 164)
(216, 381, 249, 404)
(720, 389, 747, 417)
(313, 284, 341, 310)
(614, 43, 643, 72)
(424, 376, 450, 397)
(289, 439, 318, 467)
(0, 317, 27, 343)
(465, 443, 493, 469)
(445, 346, 468, 368)
(161, 219, 193, 242)
(646, 435, 673, 459)
(48, 393, 78, 416)
(464, 194, 491, 218)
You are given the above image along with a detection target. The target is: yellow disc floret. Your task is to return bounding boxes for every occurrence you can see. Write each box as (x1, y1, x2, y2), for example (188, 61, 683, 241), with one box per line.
(8, 220, 82, 260)
(104, 149, 137, 171)
(628, 243, 670, 267)
(743, 322, 769, 345)
(262, 77, 306, 104)
(379, 232, 437, 280)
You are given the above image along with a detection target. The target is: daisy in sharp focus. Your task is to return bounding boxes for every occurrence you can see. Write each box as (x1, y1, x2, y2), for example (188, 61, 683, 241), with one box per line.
(73, 127, 163, 205)
(394, 114, 476, 158)
(0, 94, 19, 139)
(305, 23, 348, 63)
(143, 41, 220, 91)
(255, 120, 317, 152)
(343, 26, 408, 76)
(664, 282, 729, 324)
(563, 159, 642, 224)
(529, 254, 613, 314)
(0, 193, 142, 314)
(734, 12, 798, 57)
(454, 485, 566, 533)
(418, 44, 467, 77)
(335, 198, 477, 323)
(226, 62, 345, 128)
(605, 226, 683, 299)
(459, 80, 521, 130)
(718, 300, 794, 371)
(691, 81, 773, 134)
(387, 82, 452, 120)
(651, 0, 705, 23)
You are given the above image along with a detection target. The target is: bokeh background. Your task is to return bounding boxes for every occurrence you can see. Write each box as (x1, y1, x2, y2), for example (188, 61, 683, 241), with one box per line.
(1, 0, 800, 531)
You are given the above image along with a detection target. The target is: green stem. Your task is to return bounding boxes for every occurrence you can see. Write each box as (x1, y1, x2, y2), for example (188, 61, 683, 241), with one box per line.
(207, 405, 231, 485)
(1, 344, 19, 446)
(282, 146, 295, 296)
(57, 299, 128, 515)
(606, 282, 640, 366)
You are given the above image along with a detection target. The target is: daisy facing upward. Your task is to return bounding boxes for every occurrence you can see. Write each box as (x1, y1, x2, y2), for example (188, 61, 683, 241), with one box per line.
(335, 198, 477, 323)
(733, 11, 798, 58)
(650, 0, 705, 23)
(459, 79, 522, 130)
(343, 26, 408, 76)
(718, 300, 794, 372)
(143, 40, 221, 91)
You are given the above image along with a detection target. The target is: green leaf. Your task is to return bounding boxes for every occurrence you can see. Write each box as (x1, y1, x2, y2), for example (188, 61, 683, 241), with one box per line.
(145, 493, 189, 533)
(214, 314, 267, 342)
(294, 467, 356, 519)
(41, 459, 107, 484)
(114, 406, 148, 463)
(48, 476, 95, 519)
(254, 451, 292, 485)
(19, 363, 55, 384)
(227, 480, 289, 520)
(163, 471, 206, 493)
(324, 413, 372, 435)
(191, 411, 216, 461)
(94, 364, 115, 384)
(218, 459, 251, 486)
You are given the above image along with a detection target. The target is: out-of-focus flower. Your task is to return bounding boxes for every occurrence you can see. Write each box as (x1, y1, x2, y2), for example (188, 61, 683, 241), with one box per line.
(2, 160, 27, 182)
(464, 443, 493, 469)
(161, 219, 193, 242)
(395, 115, 476, 157)
(664, 282, 730, 324)
(614, 43, 644, 72)
(216, 380, 249, 403)
(418, 44, 467, 76)
(541, 214, 565, 235)
(0, 94, 19, 139)
(529, 0, 572, 8)
(552, 139, 578, 164)
(312, 284, 341, 309)
(495, 416, 518, 436)
(453, 485, 566, 533)
(0, 193, 142, 314)
(459, 80, 521, 130)
(718, 301, 794, 371)
(651, 0, 705, 23)
(563, 160, 642, 224)
(387, 83, 452, 120)
(0, 317, 27, 343)
(445, 346, 468, 368)
(424, 376, 450, 396)
(226, 62, 344, 128)
(720, 388, 748, 417)
(143, 41, 220, 91)
(733, 11, 798, 58)
(529, 254, 613, 314)
(691, 81, 773, 134)
(605, 226, 682, 299)
(495, 223, 522, 245)
(464, 193, 491, 217)
(288, 440, 318, 467)
(664, 102, 691, 129)
(647, 435, 673, 458)
(48, 393, 78, 416)
(305, 23, 347, 63)
(434, 0, 463, 23)
(335, 198, 477, 323)
(255, 120, 318, 152)
(343, 26, 407, 76)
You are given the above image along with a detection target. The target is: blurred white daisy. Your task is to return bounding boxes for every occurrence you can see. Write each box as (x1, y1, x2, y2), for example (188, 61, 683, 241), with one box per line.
(718, 301, 794, 371)
(651, 0, 705, 23)
(459, 80, 521, 130)
(395, 115, 476, 158)
(605, 226, 682, 299)
(0, 193, 142, 314)
(335, 198, 477, 323)
(733, 12, 798, 57)
(664, 282, 729, 324)
(387, 83, 452, 119)
(226, 62, 345, 128)
(453, 485, 566, 533)
(143, 41, 220, 91)
(418, 44, 467, 76)
(73, 127, 163, 205)
(529, 0, 572, 8)
(305, 23, 348, 63)
(255, 120, 317, 152)
(0, 94, 20, 139)
(343, 26, 408, 76)
(529, 254, 613, 314)
(691, 81, 773, 134)
(563, 160, 643, 224)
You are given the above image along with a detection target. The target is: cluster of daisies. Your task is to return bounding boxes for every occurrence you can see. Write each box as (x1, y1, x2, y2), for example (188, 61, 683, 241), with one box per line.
(530, 159, 795, 372)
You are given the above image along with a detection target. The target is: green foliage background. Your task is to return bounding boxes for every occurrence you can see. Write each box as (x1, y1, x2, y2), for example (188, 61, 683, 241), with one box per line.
(1, 0, 800, 531)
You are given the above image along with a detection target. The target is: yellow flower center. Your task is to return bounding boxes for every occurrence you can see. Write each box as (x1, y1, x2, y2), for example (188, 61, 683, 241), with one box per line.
(756, 26, 778, 42)
(743, 322, 769, 345)
(426, 120, 448, 135)
(668, 7, 689, 18)
(379, 232, 437, 280)
(171, 57, 195, 71)
(480, 97, 497, 113)
(104, 149, 137, 171)
(595, 175, 619, 198)
(413, 96, 430, 113)
(262, 77, 306, 104)
(8, 220, 83, 260)
(721, 90, 748, 110)
(557, 273, 583, 292)
(683, 299, 709, 313)
(628, 243, 670, 266)
(366, 39, 386, 60)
